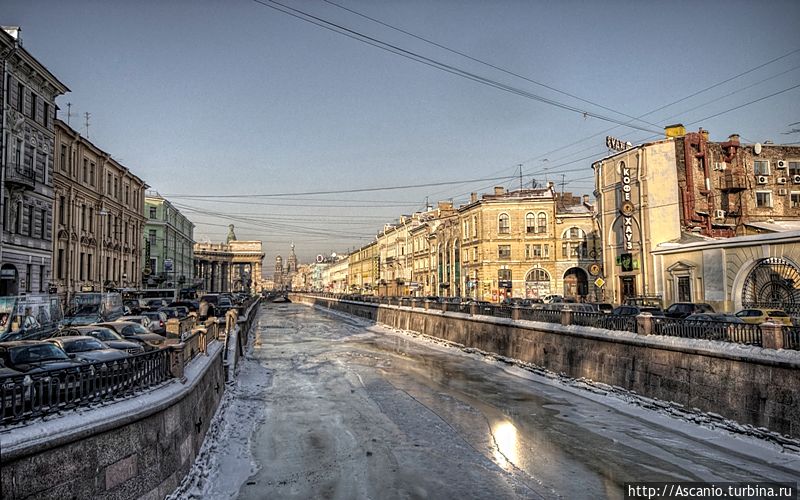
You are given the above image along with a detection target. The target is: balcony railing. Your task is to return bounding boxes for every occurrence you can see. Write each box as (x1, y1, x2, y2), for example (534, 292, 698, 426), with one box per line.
(5, 163, 36, 190)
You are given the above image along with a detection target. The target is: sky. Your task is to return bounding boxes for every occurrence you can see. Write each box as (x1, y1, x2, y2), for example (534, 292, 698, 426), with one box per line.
(4, 0, 800, 271)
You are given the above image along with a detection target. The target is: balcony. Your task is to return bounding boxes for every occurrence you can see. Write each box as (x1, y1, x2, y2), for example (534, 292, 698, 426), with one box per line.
(720, 172, 745, 192)
(5, 163, 36, 190)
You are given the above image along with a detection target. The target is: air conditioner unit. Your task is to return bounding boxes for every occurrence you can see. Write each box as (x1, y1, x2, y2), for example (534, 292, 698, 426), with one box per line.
(757, 175, 769, 184)
(793, 175, 800, 184)
(778, 188, 788, 196)
(777, 160, 786, 168)
(778, 177, 787, 184)
(713, 209, 726, 220)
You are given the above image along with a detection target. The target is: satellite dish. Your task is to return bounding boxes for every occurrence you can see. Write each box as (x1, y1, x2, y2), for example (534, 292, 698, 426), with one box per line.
(316, 254, 324, 263)
(331, 252, 337, 258)
(754, 143, 762, 155)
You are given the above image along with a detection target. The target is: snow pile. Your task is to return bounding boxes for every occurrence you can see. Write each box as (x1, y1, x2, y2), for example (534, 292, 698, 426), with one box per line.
(168, 323, 271, 499)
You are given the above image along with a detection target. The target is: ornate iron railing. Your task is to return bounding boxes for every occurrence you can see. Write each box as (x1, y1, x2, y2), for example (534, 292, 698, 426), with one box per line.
(652, 318, 762, 345)
(0, 348, 172, 425)
(783, 326, 800, 350)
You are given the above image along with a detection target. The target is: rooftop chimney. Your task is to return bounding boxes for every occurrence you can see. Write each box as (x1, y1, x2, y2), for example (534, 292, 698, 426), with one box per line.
(665, 123, 685, 138)
(583, 194, 590, 205)
(470, 192, 478, 203)
(728, 134, 740, 145)
(493, 186, 505, 196)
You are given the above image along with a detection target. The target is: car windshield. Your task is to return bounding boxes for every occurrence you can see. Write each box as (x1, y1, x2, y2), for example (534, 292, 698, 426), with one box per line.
(63, 338, 105, 353)
(128, 324, 150, 335)
(10, 344, 69, 363)
(86, 328, 122, 341)
(67, 304, 100, 316)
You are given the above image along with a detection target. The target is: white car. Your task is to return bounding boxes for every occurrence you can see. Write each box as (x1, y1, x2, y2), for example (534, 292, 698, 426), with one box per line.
(119, 315, 151, 331)
(542, 294, 564, 304)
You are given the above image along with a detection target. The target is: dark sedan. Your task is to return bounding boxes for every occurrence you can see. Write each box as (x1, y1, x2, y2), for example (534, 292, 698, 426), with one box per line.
(0, 341, 86, 373)
(45, 336, 129, 363)
(96, 322, 167, 351)
(54, 326, 145, 354)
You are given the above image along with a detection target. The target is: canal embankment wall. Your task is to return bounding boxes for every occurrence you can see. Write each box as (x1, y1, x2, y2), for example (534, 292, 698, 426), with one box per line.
(291, 294, 800, 439)
(0, 299, 261, 500)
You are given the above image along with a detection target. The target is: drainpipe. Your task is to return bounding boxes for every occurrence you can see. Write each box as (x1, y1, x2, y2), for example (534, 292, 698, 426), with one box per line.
(637, 150, 649, 296)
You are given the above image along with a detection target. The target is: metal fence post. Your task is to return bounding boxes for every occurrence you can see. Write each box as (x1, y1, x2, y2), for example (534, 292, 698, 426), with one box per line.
(169, 345, 186, 381)
(512, 306, 521, 321)
(561, 308, 572, 326)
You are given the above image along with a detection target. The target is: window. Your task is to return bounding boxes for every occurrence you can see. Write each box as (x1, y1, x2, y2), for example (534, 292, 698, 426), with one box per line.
(149, 229, 156, 247)
(677, 276, 691, 302)
(39, 264, 45, 292)
(14, 201, 22, 233)
(43, 102, 49, 127)
(791, 192, 800, 209)
(525, 213, 536, 233)
(753, 160, 770, 176)
(28, 205, 34, 237)
(58, 196, 65, 225)
(149, 206, 157, 219)
(472, 216, 477, 238)
(82, 159, 88, 183)
(89, 163, 95, 186)
(57, 249, 65, 279)
(789, 161, 800, 177)
(498, 268, 512, 282)
(25, 264, 31, 292)
(79, 252, 85, 281)
(60, 145, 67, 172)
(755, 191, 772, 208)
(40, 209, 46, 239)
(498, 213, 510, 234)
(17, 82, 23, 111)
(30, 93, 37, 120)
(87, 254, 93, 281)
(537, 213, 547, 233)
(498, 245, 511, 259)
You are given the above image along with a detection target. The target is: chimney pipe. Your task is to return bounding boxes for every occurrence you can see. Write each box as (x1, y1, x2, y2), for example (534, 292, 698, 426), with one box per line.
(493, 186, 504, 196)
(470, 192, 478, 203)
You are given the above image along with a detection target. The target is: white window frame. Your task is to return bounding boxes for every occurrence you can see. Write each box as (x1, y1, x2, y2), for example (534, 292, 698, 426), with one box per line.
(790, 191, 800, 209)
(755, 190, 772, 208)
(753, 160, 770, 176)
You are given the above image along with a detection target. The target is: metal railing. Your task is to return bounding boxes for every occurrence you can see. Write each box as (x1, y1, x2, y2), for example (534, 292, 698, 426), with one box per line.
(0, 349, 172, 425)
(652, 318, 762, 345)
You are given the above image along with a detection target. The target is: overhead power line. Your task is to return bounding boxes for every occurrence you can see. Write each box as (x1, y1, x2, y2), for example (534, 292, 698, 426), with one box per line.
(164, 174, 518, 199)
(251, 0, 664, 135)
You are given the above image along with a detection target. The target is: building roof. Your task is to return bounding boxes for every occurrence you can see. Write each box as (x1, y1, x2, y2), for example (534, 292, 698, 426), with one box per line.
(744, 220, 800, 232)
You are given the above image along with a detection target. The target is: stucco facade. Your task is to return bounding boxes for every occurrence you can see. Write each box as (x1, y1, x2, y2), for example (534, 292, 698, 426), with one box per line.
(143, 193, 194, 289)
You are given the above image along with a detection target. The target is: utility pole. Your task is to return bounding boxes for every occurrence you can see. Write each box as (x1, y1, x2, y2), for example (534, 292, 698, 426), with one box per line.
(66, 102, 72, 125)
(560, 174, 566, 198)
(518, 164, 523, 192)
(84, 112, 90, 138)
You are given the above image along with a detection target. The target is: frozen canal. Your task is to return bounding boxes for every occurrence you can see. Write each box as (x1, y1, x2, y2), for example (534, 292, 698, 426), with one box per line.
(180, 302, 800, 499)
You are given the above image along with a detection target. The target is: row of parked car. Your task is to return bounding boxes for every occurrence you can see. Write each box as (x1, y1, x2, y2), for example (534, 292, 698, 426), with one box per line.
(418, 295, 797, 326)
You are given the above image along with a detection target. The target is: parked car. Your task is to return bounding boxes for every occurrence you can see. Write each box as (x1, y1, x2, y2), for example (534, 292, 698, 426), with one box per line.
(62, 292, 125, 326)
(54, 326, 145, 354)
(501, 297, 524, 306)
(119, 315, 151, 330)
(0, 358, 22, 377)
(158, 307, 186, 320)
(123, 299, 142, 315)
(0, 341, 86, 373)
(45, 336, 130, 363)
(95, 322, 167, 351)
(590, 303, 614, 314)
(144, 298, 169, 312)
(168, 300, 199, 313)
(141, 311, 168, 334)
(624, 296, 664, 309)
(664, 302, 715, 319)
(542, 294, 564, 304)
(734, 308, 792, 326)
(611, 305, 664, 317)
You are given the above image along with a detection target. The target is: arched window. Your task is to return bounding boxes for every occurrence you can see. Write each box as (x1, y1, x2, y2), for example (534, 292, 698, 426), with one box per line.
(537, 213, 547, 233)
(524, 268, 551, 299)
(561, 226, 588, 259)
(525, 213, 536, 234)
(498, 213, 510, 234)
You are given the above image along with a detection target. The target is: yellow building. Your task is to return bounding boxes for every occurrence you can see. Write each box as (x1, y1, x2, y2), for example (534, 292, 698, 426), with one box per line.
(348, 241, 377, 294)
(458, 186, 597, 302)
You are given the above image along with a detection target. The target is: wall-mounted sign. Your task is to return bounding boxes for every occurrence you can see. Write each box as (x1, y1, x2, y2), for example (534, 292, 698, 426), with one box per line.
(606, 136, 632, 152)
(589, 263, 602, 276)
(594, 277, 605, 288)
(619, 162, 637, 251)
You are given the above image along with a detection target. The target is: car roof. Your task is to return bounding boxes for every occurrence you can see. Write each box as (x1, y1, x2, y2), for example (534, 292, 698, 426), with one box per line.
(48, 335, 97, 342)
(0, 340, 49, 347)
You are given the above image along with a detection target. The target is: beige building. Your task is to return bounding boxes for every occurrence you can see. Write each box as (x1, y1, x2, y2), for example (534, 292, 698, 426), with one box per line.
(458, 186, 597, 302)
(652, 230, 800, 314)
(194, 233, 264, 293)
(348, 241, 377, 294)
(322, 254, 349, 293)
(593, 126, 800, 305)
(52, 120, 147, 300)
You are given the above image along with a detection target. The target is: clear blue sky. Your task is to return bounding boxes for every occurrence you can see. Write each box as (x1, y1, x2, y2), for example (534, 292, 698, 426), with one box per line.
(4, 0, 800, 269)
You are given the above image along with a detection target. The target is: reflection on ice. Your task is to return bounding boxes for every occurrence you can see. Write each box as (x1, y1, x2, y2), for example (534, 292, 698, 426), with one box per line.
(491, 420, 520, 469)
